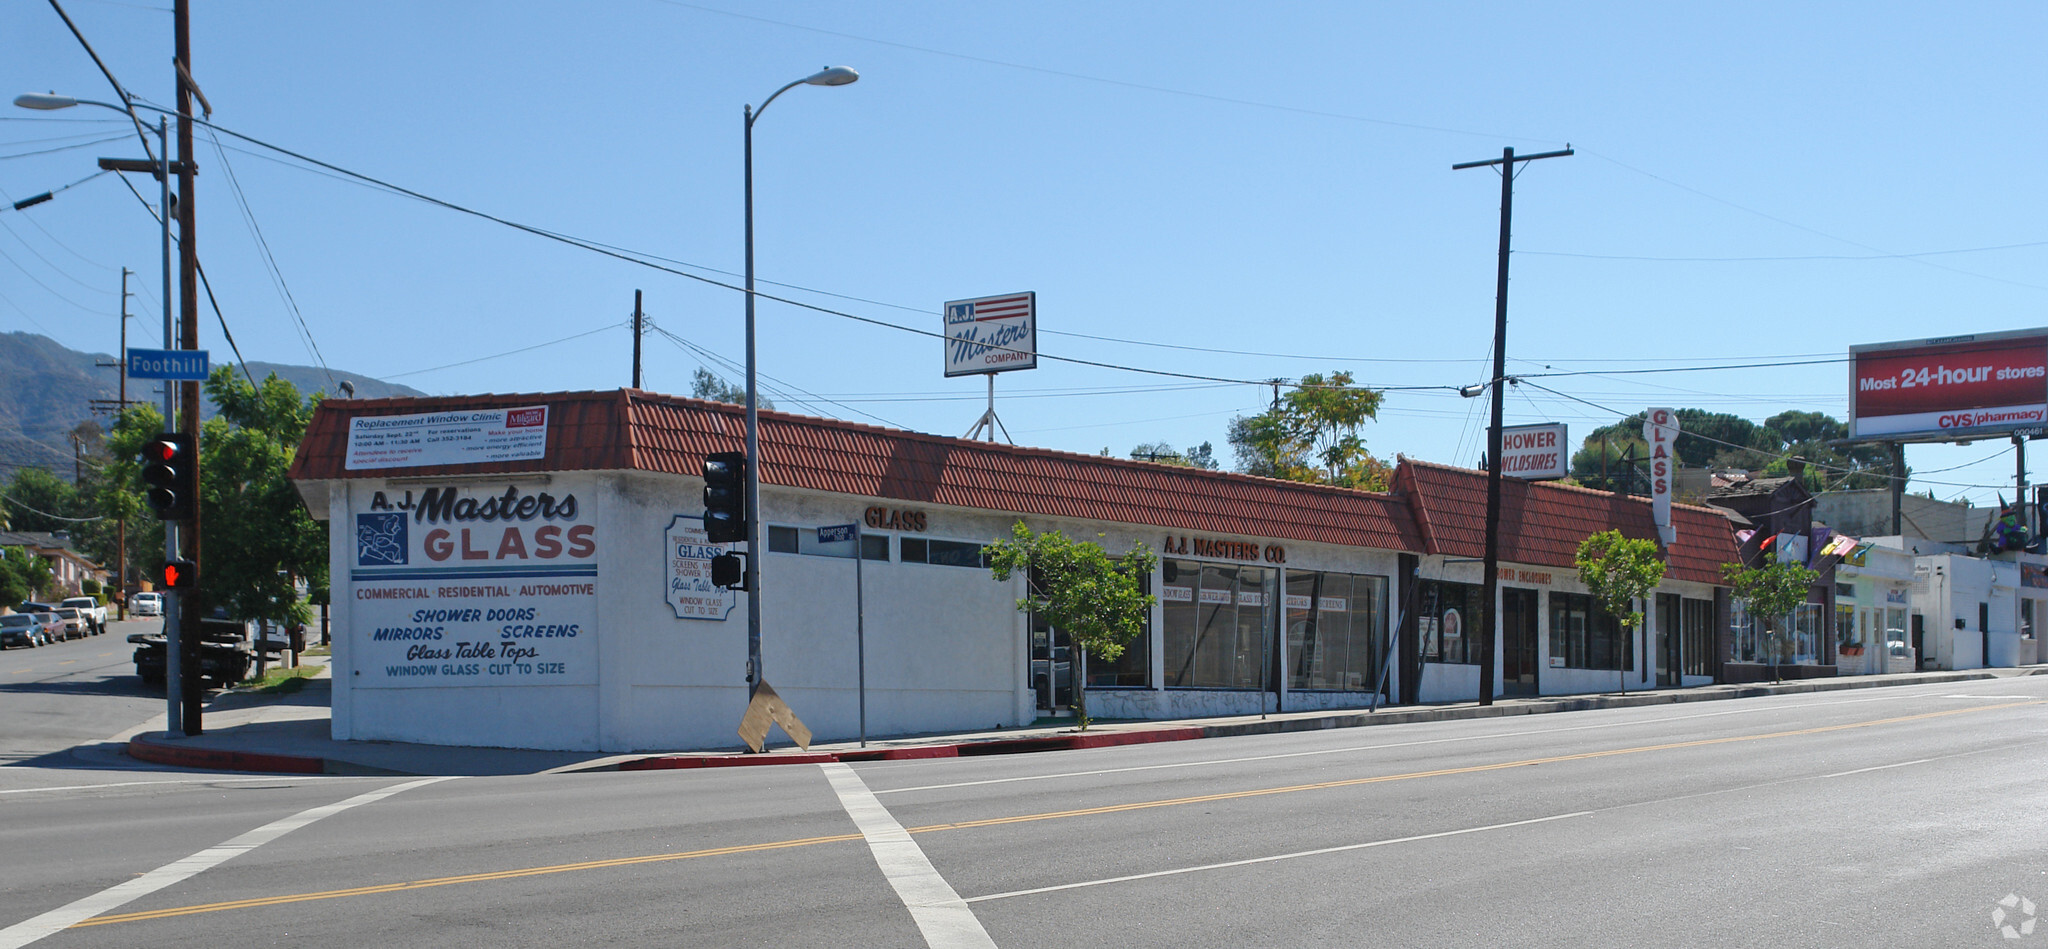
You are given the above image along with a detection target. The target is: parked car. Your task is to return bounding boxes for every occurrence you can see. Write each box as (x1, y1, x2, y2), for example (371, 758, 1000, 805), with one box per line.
(29, 612, 64, 644)
(130, 592, 162, 617)
(0, 613, 46, 648)
(60, 596, 106, 634)
(52, 607, 88, 640)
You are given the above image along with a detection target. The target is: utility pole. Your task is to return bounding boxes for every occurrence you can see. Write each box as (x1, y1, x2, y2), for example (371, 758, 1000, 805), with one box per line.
(174, 0, 204, 734)
(631, 289, 643, 389)
(117, 268, 130, 619)
(1453, 145, 1572, 708)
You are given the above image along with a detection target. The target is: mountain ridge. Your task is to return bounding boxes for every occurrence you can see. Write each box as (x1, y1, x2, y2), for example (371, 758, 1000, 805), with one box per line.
(0, 331, 424, 481)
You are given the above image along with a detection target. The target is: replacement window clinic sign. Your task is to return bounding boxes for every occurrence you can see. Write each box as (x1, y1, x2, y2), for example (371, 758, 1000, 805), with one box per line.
(1850, 329, 2048, 441)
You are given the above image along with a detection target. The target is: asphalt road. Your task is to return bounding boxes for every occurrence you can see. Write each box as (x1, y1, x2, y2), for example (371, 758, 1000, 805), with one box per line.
(0, 617, 163, 775)
(2, 672, 2044, 948)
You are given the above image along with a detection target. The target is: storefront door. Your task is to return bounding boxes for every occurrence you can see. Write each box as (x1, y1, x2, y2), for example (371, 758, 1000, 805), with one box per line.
(1655, 593, 1681, 687)
(1030, 613, 1072, 716)
(1501, 588, 1539, 697)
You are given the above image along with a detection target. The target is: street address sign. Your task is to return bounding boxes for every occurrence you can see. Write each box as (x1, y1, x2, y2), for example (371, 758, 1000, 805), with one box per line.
(127, 348, 210, 380)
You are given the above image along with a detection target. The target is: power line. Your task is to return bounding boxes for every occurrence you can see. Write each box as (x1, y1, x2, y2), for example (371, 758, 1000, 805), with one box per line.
(1514, 378, 2027, 493)
(202, 123, 335, 392)
(384, 322, 624, 380)
(1522, 238, 2048, 263)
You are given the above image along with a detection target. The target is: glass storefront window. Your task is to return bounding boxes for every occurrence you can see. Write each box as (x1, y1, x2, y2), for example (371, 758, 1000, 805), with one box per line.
(1420, 580, 1484, 665)
(1733, 599, 1822, 665)
(1548, 592, 1628, 671)
(1161, 558, 1273, 689)
(1286, 571, 1388, 691)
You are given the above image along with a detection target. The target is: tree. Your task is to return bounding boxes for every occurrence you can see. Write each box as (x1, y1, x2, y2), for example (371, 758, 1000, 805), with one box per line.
(1569, 408, 1897, 493)
(1128, 441, 1219, 470)
(195, 367, 329, 627)
(1226, 371, 1390, 490)
(0, 548, 55, 607)
(690, 368, 772, 409)
(100, 405, 170, 593)
(1721, 556, 1819, 682)
(1575, 530, 1667, 693)
(984, 521, 1156, 729)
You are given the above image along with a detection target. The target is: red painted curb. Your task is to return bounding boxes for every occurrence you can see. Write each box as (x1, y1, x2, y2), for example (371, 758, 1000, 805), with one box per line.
(127, 735, 325, 774)
(835, 746, 961, 762)
(620, 751, 842, 770)
(1065, 727, 1207, 749)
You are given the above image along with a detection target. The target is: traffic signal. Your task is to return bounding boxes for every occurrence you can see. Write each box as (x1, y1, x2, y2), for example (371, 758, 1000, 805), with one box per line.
(162, 558, 197, 591)
(702, 451, 748, 544)
(140, 432, 198, 521)
(710, 552, 745, 590)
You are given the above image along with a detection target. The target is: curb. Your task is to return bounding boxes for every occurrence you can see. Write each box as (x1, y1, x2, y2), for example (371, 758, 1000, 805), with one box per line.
(124, 668, 2041, 775)
(617, 726, 1210, 770)
(127, 732, 326, 774)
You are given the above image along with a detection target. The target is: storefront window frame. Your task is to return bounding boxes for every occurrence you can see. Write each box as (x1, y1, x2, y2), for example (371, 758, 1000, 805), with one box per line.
(1285, 570, 1389, 692)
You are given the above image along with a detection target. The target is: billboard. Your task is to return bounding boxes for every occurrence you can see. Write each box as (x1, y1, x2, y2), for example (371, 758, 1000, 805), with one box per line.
(944, 291, 1036, 377)
(1849, 329, 2048, 441)
(1498, 422, 1568, 480)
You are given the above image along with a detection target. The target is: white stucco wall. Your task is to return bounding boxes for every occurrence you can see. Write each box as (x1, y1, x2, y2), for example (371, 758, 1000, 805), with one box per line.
(1413, 556, 1721, 703)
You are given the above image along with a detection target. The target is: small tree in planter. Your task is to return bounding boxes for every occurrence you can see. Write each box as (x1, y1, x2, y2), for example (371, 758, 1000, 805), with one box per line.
(1575, 530, 1667, 694)
(1722, 557, 1820, 682)
(985, 521, 1156, 730)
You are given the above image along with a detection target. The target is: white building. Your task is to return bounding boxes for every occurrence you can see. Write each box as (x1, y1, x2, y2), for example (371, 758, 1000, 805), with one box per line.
(292, 390, 1740, 753)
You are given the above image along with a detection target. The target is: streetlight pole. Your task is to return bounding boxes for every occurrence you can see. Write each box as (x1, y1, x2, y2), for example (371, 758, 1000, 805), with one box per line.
(740, 66, 858, 701)
(1453, 145, 1571, 708)
(14, 93, 189, 731)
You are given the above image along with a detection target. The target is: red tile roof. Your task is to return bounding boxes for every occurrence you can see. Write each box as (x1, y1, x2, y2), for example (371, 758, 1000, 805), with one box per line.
(1393, 459, 1739, 585)
(292, 389, 1423, 551)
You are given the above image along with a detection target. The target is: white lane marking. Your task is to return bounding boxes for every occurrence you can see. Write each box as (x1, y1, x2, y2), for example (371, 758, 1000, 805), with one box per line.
(0, 776, 452, 949)
(967, 811, 1591, 903)
(877, 691, 1922, 796)
(1824, 758, 1937, 778)
(820, 763, 996, 949)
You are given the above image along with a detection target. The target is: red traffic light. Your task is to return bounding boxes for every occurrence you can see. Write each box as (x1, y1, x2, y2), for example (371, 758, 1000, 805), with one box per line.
(149, 439, 181, 462)
(163, 559, 197, 590)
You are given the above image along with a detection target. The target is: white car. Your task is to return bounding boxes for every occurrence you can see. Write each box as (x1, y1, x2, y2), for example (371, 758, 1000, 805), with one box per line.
(60, 596, 106, 634)
(130, 592, 163, 617)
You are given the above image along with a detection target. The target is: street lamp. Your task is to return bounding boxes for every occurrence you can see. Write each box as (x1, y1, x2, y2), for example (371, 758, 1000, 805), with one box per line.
(741, 66, 858, 700)
(16, 90, 189, 730)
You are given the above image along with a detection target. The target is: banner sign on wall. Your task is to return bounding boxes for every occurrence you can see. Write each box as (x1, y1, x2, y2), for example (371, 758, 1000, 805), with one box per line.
(346, 406, 550, 470)
(1849, 330, 2048, 442)
(1644, 407, 1680, 546)
(943, 291, 1037, 377)
(665, 515, 736, 620)
(1498, 422, 1568, 480)
(349, 482, 596, 686)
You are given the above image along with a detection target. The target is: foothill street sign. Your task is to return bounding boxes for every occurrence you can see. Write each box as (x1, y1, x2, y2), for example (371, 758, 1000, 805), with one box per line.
(125, 348, 210, 381)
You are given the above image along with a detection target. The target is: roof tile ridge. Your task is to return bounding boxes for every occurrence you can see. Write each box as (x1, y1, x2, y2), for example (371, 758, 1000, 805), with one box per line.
(1392, 460, 1440, 553)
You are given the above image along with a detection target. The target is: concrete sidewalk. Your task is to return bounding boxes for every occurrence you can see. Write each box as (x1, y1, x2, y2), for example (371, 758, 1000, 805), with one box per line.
(125, 662, 2048, 776)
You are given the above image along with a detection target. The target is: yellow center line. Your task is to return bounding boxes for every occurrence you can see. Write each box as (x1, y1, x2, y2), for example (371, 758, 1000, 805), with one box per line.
(71, 698, 2046, 928)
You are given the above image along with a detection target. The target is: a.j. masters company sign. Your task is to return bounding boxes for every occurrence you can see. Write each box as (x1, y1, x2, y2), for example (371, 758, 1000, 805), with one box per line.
(351, 483, 597, 687)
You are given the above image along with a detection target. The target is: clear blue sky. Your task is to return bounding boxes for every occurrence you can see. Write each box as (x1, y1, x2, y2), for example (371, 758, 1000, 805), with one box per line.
(4, 1, 2044, 510)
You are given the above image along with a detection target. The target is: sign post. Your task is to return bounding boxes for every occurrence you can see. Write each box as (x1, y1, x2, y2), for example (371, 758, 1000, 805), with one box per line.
(944, 291, 1037, 442)
(819, 523, 866, 746)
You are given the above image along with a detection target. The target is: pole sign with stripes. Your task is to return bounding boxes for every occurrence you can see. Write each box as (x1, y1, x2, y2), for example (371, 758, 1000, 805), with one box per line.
(943, 291, 1036, 377)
